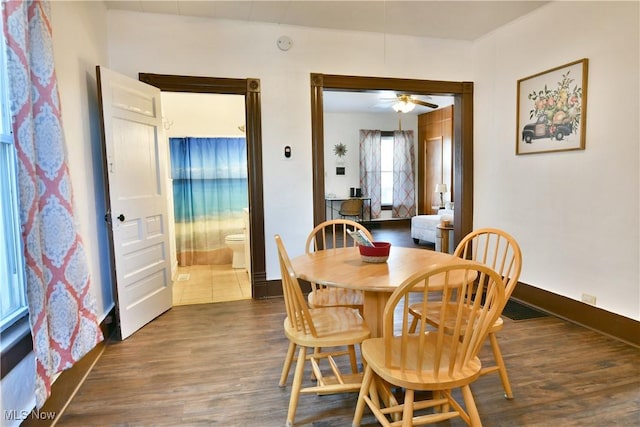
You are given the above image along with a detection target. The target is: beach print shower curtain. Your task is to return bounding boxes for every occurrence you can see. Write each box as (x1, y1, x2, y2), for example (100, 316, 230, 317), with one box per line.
(170, 137, 248, 266)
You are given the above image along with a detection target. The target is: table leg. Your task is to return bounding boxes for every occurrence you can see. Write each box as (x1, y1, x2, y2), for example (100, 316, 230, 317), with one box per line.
(363, 291, 390, 338)
(362, 291, 399, 417)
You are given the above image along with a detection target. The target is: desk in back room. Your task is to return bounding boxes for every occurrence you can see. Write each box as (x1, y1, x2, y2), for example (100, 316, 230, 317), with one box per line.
(324, 196, 372, 221)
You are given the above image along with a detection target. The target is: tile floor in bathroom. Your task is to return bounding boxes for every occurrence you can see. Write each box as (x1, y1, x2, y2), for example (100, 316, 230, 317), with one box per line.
(172, 264, 251, 305)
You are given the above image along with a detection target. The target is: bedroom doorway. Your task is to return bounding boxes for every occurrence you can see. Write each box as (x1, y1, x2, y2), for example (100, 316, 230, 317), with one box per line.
(310, 74, 474, 249)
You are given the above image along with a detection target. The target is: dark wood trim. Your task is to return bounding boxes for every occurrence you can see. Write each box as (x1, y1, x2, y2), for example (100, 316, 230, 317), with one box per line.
(313, 74, 468, 94)
(310, 74, 325, 226)
(21, 309, 116, 426)
(138, 73, 270, 298)
(253, 278, 285, 299)
(310, 73, 474, 247)
(0, 318, 32, 379)
(455, 82, 474, 245)
(95, 66, 122, 337)
(138, 74, 248, 94)
(512, 282, 640, 348)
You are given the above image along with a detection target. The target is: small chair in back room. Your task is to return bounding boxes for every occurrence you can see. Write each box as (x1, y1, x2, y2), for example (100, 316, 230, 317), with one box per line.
(338, 198, 363, 221)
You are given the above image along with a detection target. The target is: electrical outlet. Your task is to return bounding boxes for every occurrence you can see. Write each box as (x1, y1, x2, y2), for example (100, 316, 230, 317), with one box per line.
(581, 293, 596, 306)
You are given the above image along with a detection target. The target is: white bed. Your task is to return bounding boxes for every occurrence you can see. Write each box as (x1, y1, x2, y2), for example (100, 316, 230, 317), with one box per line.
(411, 206, 454, 245)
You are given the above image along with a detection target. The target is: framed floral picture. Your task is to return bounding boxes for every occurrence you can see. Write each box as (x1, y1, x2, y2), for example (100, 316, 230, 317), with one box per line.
(516, 58, 588, 155)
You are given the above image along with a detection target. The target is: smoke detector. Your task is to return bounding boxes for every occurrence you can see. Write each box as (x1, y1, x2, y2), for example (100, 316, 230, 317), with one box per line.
(277, 35, 293, 51)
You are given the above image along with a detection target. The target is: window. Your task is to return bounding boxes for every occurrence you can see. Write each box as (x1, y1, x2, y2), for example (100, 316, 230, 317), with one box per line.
(380, 134, 394, 207)
(0, 18, 28, 335)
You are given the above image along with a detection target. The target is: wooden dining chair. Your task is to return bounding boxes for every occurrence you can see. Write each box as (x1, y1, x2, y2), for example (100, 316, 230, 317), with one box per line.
(279, 220, 372, 390)
(305, 219, 373, 312)
(275, 235, 370, 427)
(352, 261, 506, 427)
(408, 227, 523, 399)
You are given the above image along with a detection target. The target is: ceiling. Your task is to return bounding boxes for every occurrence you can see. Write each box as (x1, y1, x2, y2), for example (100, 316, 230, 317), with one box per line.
(104, 1, 548, 115)
(104, 1, 549, 41)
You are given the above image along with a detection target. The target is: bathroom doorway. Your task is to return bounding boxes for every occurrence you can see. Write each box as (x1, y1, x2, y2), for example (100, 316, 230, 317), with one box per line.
(162, 92, 251, 305)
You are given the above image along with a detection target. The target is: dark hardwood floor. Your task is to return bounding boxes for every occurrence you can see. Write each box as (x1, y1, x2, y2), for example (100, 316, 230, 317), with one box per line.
(57, 294, 640, 426)
(368, 219, 433, 249)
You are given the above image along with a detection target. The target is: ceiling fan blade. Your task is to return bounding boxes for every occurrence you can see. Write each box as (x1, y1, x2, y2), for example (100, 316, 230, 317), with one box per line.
(411, 99, 438, 109)
(396, 94, 438, 109)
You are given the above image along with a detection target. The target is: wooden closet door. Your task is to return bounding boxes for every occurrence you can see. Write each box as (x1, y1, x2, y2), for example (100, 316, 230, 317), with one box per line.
(425, 136, 443, 213)
(417, 106, 453, 215)
(441, 106, 453, 203)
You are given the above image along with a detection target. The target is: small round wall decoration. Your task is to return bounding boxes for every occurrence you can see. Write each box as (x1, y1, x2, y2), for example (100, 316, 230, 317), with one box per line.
(333, 143, 347, 157)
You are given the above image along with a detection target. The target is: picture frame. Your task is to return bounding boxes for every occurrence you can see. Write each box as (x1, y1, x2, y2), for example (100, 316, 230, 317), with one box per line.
(516, 58, 588, 155)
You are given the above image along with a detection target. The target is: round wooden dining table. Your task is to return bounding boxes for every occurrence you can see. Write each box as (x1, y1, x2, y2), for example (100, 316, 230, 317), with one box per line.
(290, 245, 472, 337)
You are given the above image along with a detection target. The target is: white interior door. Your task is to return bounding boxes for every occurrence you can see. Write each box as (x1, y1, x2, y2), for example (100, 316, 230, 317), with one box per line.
(97, 66, 172, 339)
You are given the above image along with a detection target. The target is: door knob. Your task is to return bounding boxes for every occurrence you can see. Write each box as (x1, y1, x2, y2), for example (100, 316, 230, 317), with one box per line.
(117, 214, 125, 222)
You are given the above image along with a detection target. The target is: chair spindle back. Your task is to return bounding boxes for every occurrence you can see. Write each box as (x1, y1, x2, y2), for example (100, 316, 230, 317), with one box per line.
(383, 262, 505, 380)
(305, 219, 373, 253)
(455, 228, 522, 303)
(275, 234, 317, 337)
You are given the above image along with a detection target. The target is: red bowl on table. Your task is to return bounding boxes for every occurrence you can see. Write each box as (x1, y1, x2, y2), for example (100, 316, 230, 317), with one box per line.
(359, 242, 391, 263)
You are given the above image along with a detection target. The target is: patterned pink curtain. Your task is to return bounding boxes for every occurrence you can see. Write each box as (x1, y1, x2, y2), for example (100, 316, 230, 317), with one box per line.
(359, 129, 382, 219)
(392, 130, 416, 218)
(2, 0, 103, 408)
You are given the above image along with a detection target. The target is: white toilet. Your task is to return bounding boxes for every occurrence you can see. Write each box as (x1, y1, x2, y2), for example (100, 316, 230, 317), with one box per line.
(225, 208, 250, 270)
(225, 233, 246, 269)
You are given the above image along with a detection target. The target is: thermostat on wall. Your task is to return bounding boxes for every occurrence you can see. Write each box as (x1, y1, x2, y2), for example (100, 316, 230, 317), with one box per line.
(277, 35, 293, 51)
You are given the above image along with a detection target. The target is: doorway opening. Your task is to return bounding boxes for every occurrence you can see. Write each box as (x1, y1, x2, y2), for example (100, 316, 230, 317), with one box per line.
(139, 73, 274, 299)
(162, 92, 251, 305)
(310, 74, 474, 248)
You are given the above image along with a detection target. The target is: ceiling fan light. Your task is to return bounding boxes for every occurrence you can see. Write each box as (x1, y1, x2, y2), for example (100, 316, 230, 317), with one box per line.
(392, 101, 415, 113)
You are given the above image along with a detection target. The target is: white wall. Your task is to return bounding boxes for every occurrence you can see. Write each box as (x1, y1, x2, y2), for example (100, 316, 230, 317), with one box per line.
(0, 1, 110, 422)
(162, 92, 245, 138)
(323, 112, 417, 199)
(473, 1, 639, 320)
(106, 10, 474, 277)
(54, 0, 112, 318)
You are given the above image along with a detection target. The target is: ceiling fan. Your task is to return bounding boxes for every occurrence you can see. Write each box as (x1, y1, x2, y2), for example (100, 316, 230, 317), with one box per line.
(390, 94, 438, 113)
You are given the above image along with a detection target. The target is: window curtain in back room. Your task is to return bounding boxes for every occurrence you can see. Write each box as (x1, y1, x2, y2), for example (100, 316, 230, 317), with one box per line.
(359, 130, 415, 219)
(359, 129, 382, 219)
(392, 130, 416, 218)
(170, 137, 248, 266)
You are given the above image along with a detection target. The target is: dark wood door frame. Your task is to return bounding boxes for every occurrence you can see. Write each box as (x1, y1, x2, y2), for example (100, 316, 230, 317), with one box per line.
(310, 74, 474, 246)
(138, 73, 271, 298)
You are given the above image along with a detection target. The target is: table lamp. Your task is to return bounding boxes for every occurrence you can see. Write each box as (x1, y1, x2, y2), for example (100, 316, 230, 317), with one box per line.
(435, 184, 447, 208)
